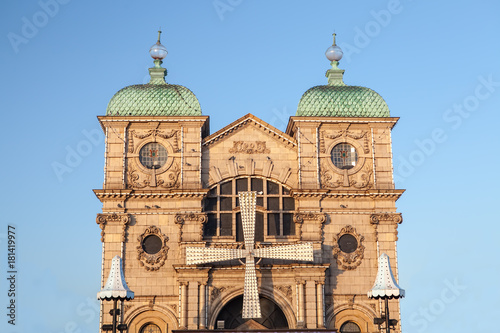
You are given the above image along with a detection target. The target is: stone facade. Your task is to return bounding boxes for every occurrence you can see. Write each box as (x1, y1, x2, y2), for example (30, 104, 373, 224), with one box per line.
(95, 113, 404, 333)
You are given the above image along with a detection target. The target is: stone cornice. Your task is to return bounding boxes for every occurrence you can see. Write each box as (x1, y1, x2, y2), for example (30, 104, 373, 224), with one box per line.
(93, 189, 208, 201)
(290, 189, 405, 200)
(286, 116, 400, 136)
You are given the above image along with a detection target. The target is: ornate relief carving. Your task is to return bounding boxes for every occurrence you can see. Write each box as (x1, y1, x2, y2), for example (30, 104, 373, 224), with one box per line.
(321, 130, 370, 154)
(370, 213, 403, 241)
(157, 163, 180, 188)
(175, 213, 207, 242)
(210, 286, 235, 301)
(275, 285, 293, 303)
(294, 212, 327, 240)
(229, 141, 270, 154)
(127, 163, 180, 189)
(168, 304, 177, 313)
(136, 226, 169, 271)
(332, 225, 365, 270)
(96, 214, 130, 242)
(320, 161, 373, 189)
(370, 213, 403, 225)
(128, 129, 179, 152)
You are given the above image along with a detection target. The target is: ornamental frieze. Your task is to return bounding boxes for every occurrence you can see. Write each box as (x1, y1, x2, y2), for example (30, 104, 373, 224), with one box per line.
(229, 141, 270, 154)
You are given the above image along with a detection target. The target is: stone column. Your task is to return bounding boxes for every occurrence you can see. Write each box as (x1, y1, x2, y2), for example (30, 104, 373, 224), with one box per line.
(305, 280, 316, 328)
(316, 281, 325, 328)
(199, 283, 206, 329)
(296, 279, 306, 328)
(180, 282, 188, 329)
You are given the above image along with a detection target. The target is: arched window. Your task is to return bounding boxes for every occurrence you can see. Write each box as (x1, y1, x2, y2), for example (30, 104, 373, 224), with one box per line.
(340, 321, 361, 333)
(140, 323, 161, 333)
(203, 177, 295, 239)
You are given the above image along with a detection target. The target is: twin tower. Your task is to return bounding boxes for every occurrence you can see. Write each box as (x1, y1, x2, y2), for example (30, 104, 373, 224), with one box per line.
(95, 33, 405, 333)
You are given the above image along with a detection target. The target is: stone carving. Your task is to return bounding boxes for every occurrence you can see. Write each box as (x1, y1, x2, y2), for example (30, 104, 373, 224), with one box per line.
(320, 130, 370, 154)
(320, 161, 373, 189)
(128, 129, 179, 153)
(174, 213, 207, 242)
(96, 213, 130, 243)
(275, 285, 293, 303)
(294, 212, 327, 240)
(158, 163, 181, 188)
(137, 226, 169, 271)
(332, 225, 365, 270)
(127, 163, 180, 189)
(229, 141, 270, 154)
(210, 286, 235, 301)
(370, 213, 403, 241)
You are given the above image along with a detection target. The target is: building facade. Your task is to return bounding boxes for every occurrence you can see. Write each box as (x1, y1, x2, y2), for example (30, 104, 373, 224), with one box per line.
(95, 35, 404, 333)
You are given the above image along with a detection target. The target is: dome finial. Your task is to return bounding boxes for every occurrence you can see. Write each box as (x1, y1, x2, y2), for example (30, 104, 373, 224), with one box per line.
(148, 29, 168, 84)
(325, 33, 345, 86)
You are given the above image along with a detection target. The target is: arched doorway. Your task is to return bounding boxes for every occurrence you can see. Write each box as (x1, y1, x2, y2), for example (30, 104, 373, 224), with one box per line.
(215, 295, 289, 330)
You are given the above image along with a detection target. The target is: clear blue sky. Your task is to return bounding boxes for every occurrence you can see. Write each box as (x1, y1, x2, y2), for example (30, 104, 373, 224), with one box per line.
(1, 1, 499, 332)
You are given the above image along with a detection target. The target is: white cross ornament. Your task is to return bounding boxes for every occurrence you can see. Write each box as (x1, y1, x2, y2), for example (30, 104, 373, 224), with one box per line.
(186, 191, 314, 318)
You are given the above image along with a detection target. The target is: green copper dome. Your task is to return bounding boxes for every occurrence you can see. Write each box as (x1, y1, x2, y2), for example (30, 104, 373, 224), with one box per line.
(296, 85, 390, 117)
(106, 82, 202, 116)
(106, 34, 201, 117)
(296, 35, 390, 117)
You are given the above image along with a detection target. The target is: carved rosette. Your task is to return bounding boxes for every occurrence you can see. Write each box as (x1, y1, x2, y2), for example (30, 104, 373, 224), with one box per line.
(136, 226, 169, 271)
(332, 225, 365, 270)
(370, 213, 403, 241)
(228, 141, 270, 154)
(96, 213, 130, 243)
(293, 212, 327, 240)
(174, 213, 207, 242)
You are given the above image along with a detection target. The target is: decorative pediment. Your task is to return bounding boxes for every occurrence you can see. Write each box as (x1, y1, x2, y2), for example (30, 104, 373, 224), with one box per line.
(202, 113, 297, 149)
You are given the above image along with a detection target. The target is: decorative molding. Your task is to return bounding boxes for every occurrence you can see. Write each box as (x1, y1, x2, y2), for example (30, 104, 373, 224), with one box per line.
(370, 213, 403, 225)
(174, 213, 207, 242)
(370, 213, 402, 242)
(210, 286, 235, 301)
(294, 212, 327, 240)
(320, 161, 373, 189)
(229, 141, 270, 154)
(128, 129, 179, 153)
(158, 163, 181, 188)
(136, 226, 169, 271)
(96, 213, 130, 242)
(332, 225, 365, 270)
(127, 163, 180, 189)
(320, 130, 370, 154)
(275, 285, 293, 303)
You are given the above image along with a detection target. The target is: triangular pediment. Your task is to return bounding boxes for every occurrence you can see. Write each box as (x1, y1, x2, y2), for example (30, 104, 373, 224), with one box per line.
(203, 113, 296, 150)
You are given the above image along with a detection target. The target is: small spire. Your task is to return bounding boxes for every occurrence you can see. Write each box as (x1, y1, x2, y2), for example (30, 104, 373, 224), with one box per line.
(325, 33, 345, 86)
(157, 28, 162, 44)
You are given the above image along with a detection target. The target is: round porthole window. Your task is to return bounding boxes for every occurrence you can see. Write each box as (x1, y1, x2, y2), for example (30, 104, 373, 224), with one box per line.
(142, 235, 163, 254)
(331, 143, 358, 170)
(338, 234, 358, 253)
(139, 142, 168, 169)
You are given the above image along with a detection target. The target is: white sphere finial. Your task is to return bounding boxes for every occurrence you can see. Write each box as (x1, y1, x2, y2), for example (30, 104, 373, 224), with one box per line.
(325, 33, 343, 62)
(150, 29, 168, 60)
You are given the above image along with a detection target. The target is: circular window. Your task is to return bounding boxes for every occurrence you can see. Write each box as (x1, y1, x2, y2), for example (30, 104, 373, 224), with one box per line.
(338, 234, 358, 253)
(141, 323, 161, 333)
(139, 142, 168, 169)
(142, 235, 163, 254)
(340, 321, 361, 333)
(331, 143, 358, 170)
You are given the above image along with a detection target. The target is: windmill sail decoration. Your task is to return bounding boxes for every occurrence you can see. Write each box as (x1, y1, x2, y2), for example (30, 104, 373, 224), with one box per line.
(186, 191, 314, 318)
